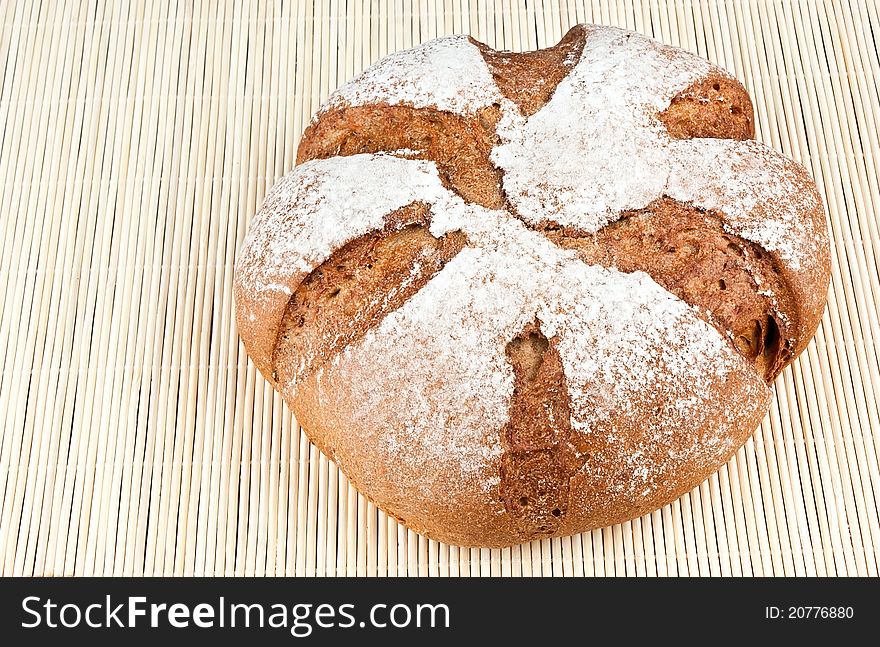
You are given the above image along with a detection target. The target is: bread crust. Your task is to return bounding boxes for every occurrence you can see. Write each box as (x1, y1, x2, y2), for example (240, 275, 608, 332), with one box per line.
(234, 25, 830, 547)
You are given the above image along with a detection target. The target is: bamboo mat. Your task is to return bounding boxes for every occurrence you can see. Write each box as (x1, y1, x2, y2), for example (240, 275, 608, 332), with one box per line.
(1, 0, 879, 577)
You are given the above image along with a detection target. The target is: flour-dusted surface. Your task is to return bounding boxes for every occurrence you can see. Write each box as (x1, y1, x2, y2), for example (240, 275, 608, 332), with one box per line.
(668, 138, 824, 271)
(491, 26, 715, 231)
(239, 24, 827, 382)
(490, 25, 822, 275)
(288, 197, 769, 538)
(232, 22, 829, 546)
(234, 154, 449, 374)
(326, 35, 503, 116)
(237, 154, 447, 298)
(666, 138, 828, 343)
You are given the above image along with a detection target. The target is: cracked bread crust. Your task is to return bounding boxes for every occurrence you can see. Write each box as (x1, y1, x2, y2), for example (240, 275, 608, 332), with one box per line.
(499, 323, 584, 539)
(297, 104, 506, 209)
(274, 203, 467, 387)
(233, 24, 831, 546)
(542, 197, 797, 382)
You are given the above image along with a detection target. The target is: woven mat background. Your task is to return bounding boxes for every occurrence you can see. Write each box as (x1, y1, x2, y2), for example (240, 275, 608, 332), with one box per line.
(1, 0, 878, 576)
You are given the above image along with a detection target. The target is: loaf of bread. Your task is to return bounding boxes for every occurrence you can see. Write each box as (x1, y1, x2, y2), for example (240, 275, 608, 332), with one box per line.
(234, 24, 830, 547)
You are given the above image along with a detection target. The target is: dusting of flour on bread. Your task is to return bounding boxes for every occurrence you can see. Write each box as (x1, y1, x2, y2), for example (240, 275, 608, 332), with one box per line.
(668, 139, 821, 271)
(255, 155, 769, 505)
(491, 27, 714, 232)
(328, 36, 503, 116)
(233, 23, 829, 546)
(237, 154, 447, 298)
(490, 26, 820, 270)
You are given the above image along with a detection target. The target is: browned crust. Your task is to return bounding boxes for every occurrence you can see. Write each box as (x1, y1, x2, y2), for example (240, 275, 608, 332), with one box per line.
(288, 315, 772, 548)
(499, 322, 585, 540)
(235, 25, 831, 547)
(558, 373, 770, 539)
(737, 167, 830, 363)
(297, 103, 506, 210)
(659, 73, 755, 140)
(540, 197, 798, 382)
(274, 203, 466, 387)
(473, 25, 588, 116)
(295, 25, 586, 211)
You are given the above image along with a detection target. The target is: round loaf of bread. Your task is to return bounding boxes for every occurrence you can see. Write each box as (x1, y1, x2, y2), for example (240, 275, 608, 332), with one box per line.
(234, 24, 830, 547)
